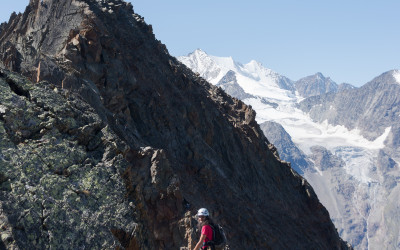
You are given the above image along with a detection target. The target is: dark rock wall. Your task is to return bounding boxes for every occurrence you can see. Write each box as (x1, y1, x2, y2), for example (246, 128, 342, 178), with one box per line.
(0, 0, 351, 249)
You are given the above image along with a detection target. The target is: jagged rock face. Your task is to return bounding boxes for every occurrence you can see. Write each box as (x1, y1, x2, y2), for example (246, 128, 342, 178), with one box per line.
(337, 83, 356, 92)
(309, 146, 344, 171)
(298, 71, 400, 141)
(0, 0, 351, 249)
(0, 70, 137, 249)
(295, 72, 338, 98)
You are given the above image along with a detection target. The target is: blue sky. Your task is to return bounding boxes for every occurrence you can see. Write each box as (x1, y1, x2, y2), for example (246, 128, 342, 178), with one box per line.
(2, 1, 400, 86)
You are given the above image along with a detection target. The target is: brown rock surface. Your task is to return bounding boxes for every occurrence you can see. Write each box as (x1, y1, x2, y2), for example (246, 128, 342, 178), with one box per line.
(0, 0, 351, 249)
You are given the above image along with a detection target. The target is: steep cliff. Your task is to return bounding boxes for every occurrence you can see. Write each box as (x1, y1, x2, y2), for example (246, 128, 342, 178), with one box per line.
(0, 0, 351, 249)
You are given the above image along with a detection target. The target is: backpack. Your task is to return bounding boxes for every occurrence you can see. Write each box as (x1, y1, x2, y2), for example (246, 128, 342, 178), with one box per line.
(209, 223, 226, 248)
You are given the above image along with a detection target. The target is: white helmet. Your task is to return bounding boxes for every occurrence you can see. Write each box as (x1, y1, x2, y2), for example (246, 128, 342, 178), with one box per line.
(197, 208, 209, 217)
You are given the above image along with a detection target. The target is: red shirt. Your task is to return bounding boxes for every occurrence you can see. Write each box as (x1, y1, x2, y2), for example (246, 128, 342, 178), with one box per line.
(201, 224, 213, 248)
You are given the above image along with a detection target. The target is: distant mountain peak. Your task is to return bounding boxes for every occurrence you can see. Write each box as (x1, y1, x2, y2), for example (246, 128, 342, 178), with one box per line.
(295, 73, 338, 98)
(194, 48, 205, 52)
(179, 49, 295, 92)
(191, 48, 207, 56)
(246, 59, 263, 68)
(314, 72, 332, 80)
(367, 69, 400, 87)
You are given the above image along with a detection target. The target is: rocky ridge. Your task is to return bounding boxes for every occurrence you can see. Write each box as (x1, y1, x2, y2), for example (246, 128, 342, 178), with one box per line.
(295, 72, 339, 98)
(0, 0, 350, 249)
(298, 70, 400, 142)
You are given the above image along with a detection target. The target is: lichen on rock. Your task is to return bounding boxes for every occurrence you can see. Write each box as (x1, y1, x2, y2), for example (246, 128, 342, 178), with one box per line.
(0, 70, 136, 249)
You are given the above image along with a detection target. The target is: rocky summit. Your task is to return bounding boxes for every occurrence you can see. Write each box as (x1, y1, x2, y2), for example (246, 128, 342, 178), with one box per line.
(0, 0, 351, 249)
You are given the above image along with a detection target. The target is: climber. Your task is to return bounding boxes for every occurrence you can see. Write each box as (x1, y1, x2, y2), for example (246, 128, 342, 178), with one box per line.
(193, 208, 215, 250)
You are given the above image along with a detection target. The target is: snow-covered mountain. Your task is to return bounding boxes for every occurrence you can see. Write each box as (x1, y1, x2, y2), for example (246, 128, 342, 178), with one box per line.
(179, 49, 295, 96)
(298, 70, 400, 141)
(178, 50, 400, 250)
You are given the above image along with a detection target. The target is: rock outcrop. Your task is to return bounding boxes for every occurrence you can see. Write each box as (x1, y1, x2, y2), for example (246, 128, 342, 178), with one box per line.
(0, 0, 351, 249)
(337, 83, 356, 92)
(295, 72, 338, 98)
(216, 70, 255, 100)
(0, 69, 135, 249)
(259, 121, 311, 175)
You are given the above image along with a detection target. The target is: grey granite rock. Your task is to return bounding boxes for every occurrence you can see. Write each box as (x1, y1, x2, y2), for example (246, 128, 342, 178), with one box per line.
(298, 70, 400, 142)
(260, 121, 311, 175)
(338, 83, 356, 92)
(216, 70, 255, 100)
(295, 72, 338, 98)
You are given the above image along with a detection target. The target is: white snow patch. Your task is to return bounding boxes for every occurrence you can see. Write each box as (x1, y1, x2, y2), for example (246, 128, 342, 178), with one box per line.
(250, 96, 391, 155)
(236, 74, 292, 101)
(0, 105, 6, 114)
(209, 55, 237, 71)
(373, 126, 391, 147)
(314, 164, 324, 176)
(393, 70, 400, 84)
